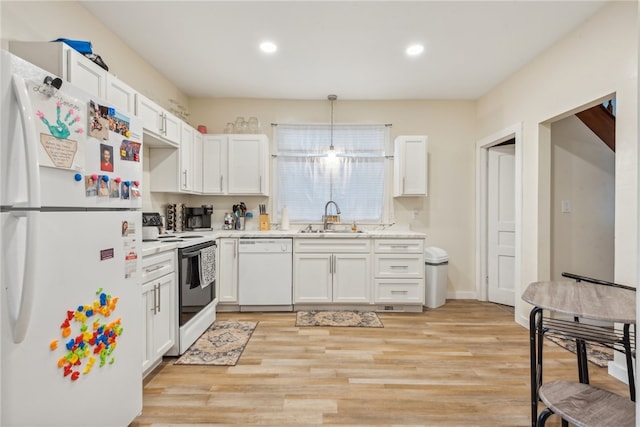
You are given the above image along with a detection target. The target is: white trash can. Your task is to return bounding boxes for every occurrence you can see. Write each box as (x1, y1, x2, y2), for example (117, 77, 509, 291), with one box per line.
(424, 247, 448, 308)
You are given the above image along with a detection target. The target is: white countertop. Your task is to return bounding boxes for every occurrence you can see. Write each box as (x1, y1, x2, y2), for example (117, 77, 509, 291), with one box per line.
(142, 227, 425, 257)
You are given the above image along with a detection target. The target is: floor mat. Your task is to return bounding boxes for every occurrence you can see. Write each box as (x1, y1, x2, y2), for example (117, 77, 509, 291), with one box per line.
(296, 310, 383, 327)
(174, 320, 257, 366)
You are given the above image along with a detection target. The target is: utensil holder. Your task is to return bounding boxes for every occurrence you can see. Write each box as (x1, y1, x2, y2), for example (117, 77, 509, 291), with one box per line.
(259, 214, 270, 231)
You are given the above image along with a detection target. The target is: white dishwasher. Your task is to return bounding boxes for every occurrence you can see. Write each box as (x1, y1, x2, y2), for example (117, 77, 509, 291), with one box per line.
(238, 238, 293, 311)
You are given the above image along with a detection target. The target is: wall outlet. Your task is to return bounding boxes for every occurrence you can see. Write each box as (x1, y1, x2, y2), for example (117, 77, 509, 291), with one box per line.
(412, 209, 419, 219)
(561, 200, 571, 213)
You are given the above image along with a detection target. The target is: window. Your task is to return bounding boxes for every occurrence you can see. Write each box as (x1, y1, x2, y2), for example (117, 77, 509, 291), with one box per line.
(273, 123, 390, 224)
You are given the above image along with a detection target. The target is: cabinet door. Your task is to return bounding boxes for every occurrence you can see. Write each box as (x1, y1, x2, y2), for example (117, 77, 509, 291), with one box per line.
(163, 111, 181, 145)
(394, 136, 427, 196)
(106, 74, 136, 115)
(136, 94, 181, 148)
(136, 93, 163, 134)
(228, 135, 268, 195)
(193, 131, 203, 193)
(180, 125, 195, 192)
(142, 284, 154, 373)
(218, 239, 239, 303)
(153, 272, 176, 359)
(66, 48, 107, 98)
(202, 135, 227, 194)
(333, 254, 371, 303)
(293, 253, 332, 303)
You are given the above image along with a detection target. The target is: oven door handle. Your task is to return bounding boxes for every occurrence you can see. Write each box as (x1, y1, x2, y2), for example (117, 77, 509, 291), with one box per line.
(182, 251, 201, 259)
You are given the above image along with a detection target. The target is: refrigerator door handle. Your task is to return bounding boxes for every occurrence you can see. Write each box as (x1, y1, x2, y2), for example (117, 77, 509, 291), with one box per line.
(6, 210, 39, 343)
(12, 75, 42, 209)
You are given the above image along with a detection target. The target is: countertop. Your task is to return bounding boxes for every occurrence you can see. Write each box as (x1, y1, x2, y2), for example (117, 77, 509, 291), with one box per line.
(142, 227, 426, 257)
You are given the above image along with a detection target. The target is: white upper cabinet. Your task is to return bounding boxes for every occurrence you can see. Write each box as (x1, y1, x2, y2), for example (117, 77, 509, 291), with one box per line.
(393, 135, 428, 196)
(193, 131, 203, 193)
(202, 134, 227, 194)
(228, 134, 268, 195)
(202, 134, 269, 196)
(149, 123, 203, 194)
(179, 124, 203, 193)
(9, 41, 107, 99)
(135, 93, 181, 147)
(106, 74, 136, 115)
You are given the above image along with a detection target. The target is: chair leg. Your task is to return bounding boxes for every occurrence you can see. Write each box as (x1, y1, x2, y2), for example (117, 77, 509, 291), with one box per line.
(537, 408, 554, 426)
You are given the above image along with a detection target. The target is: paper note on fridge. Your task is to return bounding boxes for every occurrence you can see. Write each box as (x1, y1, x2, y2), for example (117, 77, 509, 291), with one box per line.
(28, 80, 87, 170)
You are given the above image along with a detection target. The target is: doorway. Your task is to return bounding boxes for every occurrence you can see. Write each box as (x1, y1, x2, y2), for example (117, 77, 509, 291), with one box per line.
(549, 103, 615, 283)
(476, 124, 522, 310)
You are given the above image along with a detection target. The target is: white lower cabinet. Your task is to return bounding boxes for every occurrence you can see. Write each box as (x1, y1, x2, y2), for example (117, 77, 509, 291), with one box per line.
(141, 250, 176, 377)
(373, 239, 424, 304)
(217, 238, 239, 305)
(294, 239, 371, 304)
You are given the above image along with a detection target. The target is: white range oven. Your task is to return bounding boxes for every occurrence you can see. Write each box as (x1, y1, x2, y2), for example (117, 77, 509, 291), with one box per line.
(142, 212, 217, 355)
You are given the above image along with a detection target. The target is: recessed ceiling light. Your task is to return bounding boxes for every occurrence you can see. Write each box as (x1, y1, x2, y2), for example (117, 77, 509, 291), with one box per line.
(260, 41, 278, 54)
(406, 44, 424, 56)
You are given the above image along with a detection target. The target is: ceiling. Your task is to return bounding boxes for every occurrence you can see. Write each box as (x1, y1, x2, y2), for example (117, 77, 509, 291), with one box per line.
(79, 1, 608, 101)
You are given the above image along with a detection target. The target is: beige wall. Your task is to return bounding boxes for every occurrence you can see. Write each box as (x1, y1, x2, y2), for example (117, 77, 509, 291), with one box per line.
(477, 1, 638, 325)
(0, 1, 188, 111)
(551, 116, 615, 282)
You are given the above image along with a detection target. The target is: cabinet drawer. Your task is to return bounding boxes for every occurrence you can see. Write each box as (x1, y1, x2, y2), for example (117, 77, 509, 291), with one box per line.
(374, 279, 424, 303)
(294, 238, 371, 253)
(142, 250, 175, 283)
(374, 239, 424, 253)
(374, 254, 423, 278)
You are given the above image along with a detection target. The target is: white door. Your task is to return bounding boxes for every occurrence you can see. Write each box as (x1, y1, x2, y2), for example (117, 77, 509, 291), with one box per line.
(488, 144, 516, 306)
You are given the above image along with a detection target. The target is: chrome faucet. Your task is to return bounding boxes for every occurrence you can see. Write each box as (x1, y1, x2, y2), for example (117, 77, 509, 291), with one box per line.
(323, 200, 341, 230)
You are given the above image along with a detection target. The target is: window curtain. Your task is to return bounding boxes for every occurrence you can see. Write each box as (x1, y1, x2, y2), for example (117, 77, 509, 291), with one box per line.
(274, 124, 388, 223)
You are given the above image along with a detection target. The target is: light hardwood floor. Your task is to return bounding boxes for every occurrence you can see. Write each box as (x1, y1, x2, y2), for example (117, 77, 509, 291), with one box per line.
(131, 300, 632, 426)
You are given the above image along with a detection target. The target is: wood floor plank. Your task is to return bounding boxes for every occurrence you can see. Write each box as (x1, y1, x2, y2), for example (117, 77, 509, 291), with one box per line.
(131, 300, 631, 426)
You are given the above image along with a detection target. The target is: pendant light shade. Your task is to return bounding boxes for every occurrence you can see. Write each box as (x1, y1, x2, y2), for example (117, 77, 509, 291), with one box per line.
(328, 94, 337, 158)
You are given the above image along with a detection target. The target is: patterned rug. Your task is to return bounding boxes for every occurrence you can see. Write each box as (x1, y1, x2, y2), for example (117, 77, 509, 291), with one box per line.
(546, 334, 613, 368)
(174, 320, 257, 366)
(296, 310, 383, 327)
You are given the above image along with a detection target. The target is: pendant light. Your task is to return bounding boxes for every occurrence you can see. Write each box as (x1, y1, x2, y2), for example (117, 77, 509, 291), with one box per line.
(327, 94, 337, 158)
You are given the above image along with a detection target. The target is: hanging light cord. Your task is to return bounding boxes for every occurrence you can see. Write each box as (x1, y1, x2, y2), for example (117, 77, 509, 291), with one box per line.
(328, 94, 337, 152)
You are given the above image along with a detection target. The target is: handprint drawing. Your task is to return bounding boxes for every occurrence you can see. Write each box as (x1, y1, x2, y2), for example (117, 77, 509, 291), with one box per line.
(36, 101, 84, 140)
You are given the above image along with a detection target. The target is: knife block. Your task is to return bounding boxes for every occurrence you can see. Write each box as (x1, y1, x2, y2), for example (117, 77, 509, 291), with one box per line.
(259, 214, 270, 231)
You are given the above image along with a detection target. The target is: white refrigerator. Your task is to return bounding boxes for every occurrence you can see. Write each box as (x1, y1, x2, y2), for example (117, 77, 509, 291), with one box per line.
(1, 50, 144, 427)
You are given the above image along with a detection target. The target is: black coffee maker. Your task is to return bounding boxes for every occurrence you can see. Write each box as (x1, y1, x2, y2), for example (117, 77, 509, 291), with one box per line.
(185, 205, 213, 230)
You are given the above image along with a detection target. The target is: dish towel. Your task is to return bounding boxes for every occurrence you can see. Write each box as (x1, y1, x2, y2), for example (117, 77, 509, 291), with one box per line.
(199, 245, 216, 289)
